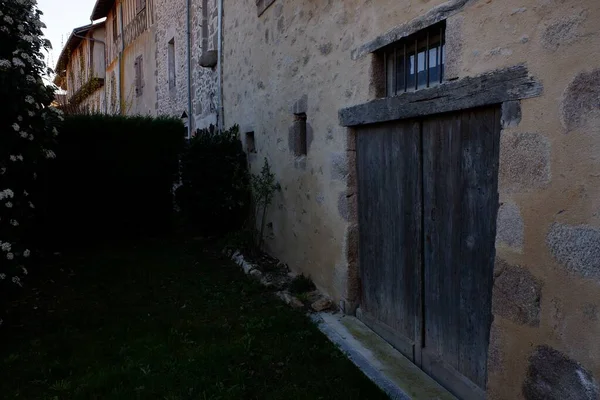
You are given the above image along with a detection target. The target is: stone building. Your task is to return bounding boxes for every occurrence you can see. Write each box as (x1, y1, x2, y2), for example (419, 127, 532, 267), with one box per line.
(90, 0, 157, 116)
(153, 0, 219, 132)
(54, 0, 600, 398)
(222, 0, 600, 399)
(54, 22, 107, 113)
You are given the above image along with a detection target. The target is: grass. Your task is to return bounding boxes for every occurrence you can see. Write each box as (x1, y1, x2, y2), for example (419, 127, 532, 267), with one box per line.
(0, 239, 387, 400)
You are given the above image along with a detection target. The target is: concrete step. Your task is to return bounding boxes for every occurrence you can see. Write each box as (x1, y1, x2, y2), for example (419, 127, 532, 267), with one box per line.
(312, 312, 457, 400)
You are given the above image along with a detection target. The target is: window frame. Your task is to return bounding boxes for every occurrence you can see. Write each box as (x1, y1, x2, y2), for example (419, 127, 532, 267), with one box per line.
(382, 22, 446, 97)
(168, 38, 176, 91)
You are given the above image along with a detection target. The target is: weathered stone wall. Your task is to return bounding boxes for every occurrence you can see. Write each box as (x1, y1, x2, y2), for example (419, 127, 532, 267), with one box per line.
(222, 0, 600, 398)
(154, 0, 218, 130)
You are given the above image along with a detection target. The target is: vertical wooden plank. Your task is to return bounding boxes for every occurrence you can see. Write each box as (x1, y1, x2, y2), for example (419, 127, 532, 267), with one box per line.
(457, 107, 500, 388)
(423, 112, 462, 371)
(422, 106, 500, 398)
(356, 120, 422, 360)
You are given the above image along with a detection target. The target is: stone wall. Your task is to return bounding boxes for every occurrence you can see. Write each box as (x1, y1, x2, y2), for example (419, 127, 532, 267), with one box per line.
(154, 0, 218, 130)
(222, 0, 600, 398)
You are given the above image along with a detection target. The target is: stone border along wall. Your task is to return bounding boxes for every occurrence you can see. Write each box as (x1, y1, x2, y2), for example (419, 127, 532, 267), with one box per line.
(228, 250, 334, 313)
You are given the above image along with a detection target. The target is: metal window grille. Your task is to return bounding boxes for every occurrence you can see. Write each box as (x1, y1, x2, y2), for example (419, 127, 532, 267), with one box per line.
(384, 22, 446, 97)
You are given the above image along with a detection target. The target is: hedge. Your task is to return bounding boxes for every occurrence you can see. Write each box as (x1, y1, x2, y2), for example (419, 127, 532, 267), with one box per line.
(38, 114, 185, 245)
(176, 125, 251, 236)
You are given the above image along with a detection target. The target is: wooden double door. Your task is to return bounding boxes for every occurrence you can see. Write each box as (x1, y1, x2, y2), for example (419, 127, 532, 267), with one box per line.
(356, 106, 501, 399)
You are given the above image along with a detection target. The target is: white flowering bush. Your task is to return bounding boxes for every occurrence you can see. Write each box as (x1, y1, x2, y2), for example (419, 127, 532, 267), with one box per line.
(0, 0, 59, 290)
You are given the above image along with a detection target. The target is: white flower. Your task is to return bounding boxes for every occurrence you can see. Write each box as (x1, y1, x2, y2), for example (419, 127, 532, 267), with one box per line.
(0, 168, 5, 175)
(17, 155, 23, 161)
(28, 111, 35, 117)
(3, 15, 14, 25)
(9, 155, 17, 162)
(12, 123, 20, 131)
(0, 273, 5, 280)
(17, 115, 23, 121)
(28, 134, 34, 141)
(6, 253, 14, 260)
(1, 242, 11, 252)
(44, 149, 56, 159)
(22, 35, 34, 43)
(22, 267, 28, 275)
(17, 24, 24, 32)
(29, 201, 35, 209)
(12, 57, 25, 68)
(20, 132, 28, 138)
(1, 26, 10, 34)
(5, 202, 13, 208)
(0, 59, 11, 69)
(1, 189, 14, 199)
(12, 276, 22, 287)
(52, 127, 59, 136)
(23, 191, 29, 197)
(10, 220, 19, 227)
(23, 249, 30, 258)
(25, 95, 35, 104)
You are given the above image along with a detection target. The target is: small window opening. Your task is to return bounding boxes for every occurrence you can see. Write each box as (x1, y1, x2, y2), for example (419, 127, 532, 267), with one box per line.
(168, 39, 176, 90)
(383, 22, 445, 97)
(293, 113, 307, 157)
(246, 131, 256, 153)
(134, 55, 144, 97)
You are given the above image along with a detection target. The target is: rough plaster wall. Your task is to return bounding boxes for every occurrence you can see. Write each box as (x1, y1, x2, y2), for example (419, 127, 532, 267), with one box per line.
(79, 87, 106, 114)
(121, 28, 157, 116)
(223, 0, 600, 397)
(222, 0, 450, 301)
(154, 0, 218, 129)
(450, 0, 600, 398)
(105, 64, 120, 114)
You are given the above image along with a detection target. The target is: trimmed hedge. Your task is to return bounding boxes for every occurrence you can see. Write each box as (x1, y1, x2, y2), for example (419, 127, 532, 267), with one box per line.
(39, 115, 185, 244)
(176, 125, 251, 236)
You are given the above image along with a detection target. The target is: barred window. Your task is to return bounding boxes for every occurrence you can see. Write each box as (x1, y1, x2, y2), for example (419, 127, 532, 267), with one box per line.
(383, 22, 446, 97)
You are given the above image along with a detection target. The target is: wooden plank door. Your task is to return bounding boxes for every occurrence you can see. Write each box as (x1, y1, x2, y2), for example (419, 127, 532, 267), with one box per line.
(421, 106, 501, 399)
(356, 119, 423, 362)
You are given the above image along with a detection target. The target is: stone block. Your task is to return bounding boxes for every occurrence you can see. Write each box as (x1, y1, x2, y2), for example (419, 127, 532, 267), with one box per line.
(330, 152, 348, 182)
(561, 68, 600, 132)
(523, 345, 599, 400)
(496, 201, 524, 250)
(499, 132, 551, 193)
(542, 11, 586, 52)
(346, 223, 359, 265)
(199, 50, 218, 68)
(444, 15, 463, 81)
(492, 259, 542, 327)
(501, 101, 522, 128)
(311, 298, 333, 312)
(338, 191, 357, 222)
(290, 94, 308, 115)
(547, 223, 600, 282)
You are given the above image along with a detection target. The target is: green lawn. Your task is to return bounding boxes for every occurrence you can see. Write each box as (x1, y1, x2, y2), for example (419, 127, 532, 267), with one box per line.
(0, 240, 387, 400)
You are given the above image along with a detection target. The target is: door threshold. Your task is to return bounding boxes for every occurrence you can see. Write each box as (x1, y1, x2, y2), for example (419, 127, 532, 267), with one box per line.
(311, 312, 457, 400)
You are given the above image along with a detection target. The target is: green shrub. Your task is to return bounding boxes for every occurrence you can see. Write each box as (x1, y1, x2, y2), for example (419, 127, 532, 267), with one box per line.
(1, 0, 58, 287)
(38, 114, 185, 245)
(176, 125, 251, 236)
(289, 275, 316, 295)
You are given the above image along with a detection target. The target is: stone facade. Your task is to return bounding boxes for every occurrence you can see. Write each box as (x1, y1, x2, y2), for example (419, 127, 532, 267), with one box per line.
(221, 0, 600, 398)
(154, 0, 218, 131)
